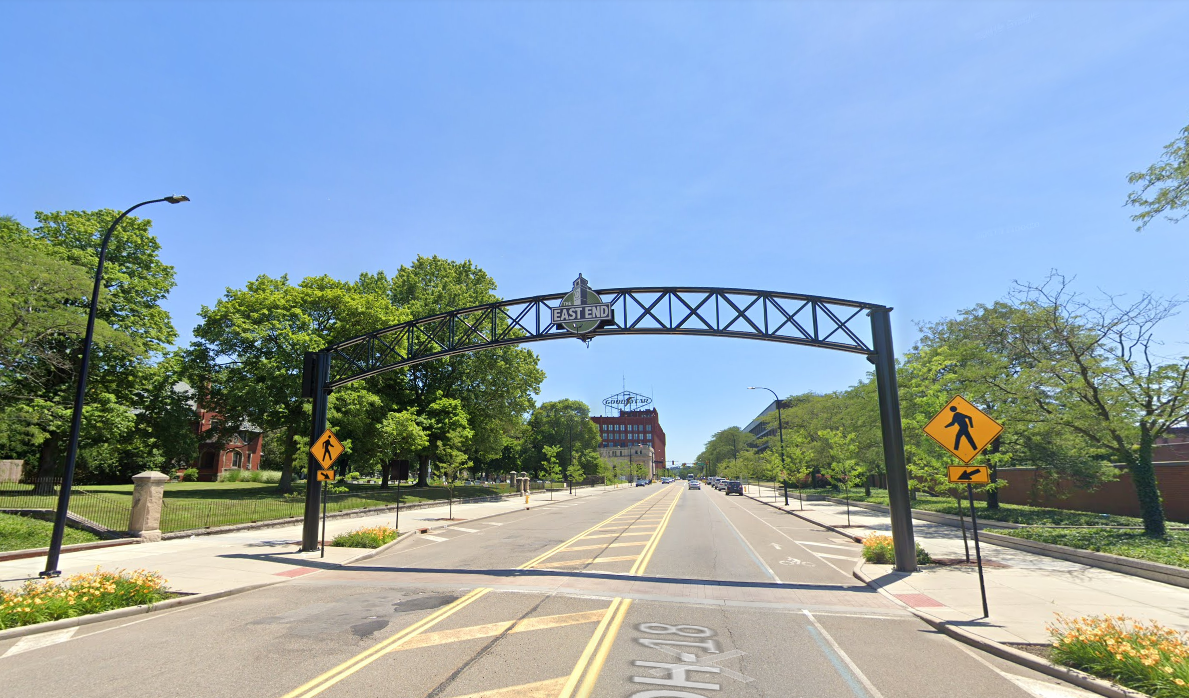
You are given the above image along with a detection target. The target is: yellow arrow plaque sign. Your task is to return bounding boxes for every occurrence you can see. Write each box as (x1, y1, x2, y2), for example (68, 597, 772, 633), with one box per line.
(947, 465, 990, 484)
(316, 468, 336, 482)
(310, 429, 344, 470)
(923, 395, 1003, 464)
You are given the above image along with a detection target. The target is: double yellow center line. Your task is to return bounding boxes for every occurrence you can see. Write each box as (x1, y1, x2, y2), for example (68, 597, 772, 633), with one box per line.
(281, 486, 677, 698)
(559, 486, 683, 698)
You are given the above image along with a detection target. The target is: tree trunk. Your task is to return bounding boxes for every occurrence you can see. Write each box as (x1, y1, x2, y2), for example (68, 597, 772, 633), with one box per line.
(1132, 424, 1166, 537)
(416, 454, 430, 488)
(34, 437, 61, 494)
(864, 473, 872, 497)
(278, 425, 298, 493)
(380, 462, 391, 489)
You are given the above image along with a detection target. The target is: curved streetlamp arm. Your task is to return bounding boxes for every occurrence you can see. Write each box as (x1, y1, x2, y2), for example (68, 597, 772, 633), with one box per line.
(748, 386, 788, 504)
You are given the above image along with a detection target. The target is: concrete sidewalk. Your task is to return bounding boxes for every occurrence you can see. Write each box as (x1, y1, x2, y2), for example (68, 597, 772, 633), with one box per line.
(0, 485, 615, 596)
(747, 484, 1189, 644)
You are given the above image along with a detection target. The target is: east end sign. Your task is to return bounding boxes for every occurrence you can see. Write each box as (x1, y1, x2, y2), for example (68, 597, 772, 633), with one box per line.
(551, 274, 614, 334)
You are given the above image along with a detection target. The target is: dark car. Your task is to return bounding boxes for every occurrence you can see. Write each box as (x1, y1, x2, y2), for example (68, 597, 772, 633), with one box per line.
(635, 479, 647, 487)
(725, 481, 743, 495)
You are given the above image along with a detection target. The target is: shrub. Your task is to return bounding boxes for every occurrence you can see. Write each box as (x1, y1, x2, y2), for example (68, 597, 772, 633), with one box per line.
(332, 526, 398, 549)
(0, 567, 170, 629)
(257, 470, 282, 483)
(219, 469, 242, 482)
(328, 485, 349, 494)
(1049, 614, 1189, 697)
(861, 534, 932, 565)
(181, 468, 198, 482)
(347, 472, 361, 481)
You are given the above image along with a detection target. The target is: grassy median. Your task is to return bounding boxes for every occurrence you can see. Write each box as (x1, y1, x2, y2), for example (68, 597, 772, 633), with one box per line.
(1002, 528, 1189, 570)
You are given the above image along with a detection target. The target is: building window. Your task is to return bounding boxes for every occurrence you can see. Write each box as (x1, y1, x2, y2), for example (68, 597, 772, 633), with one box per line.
(247, 453, 253, 467)
(646, 425, 651, 431)
(232, 451, 242, 469)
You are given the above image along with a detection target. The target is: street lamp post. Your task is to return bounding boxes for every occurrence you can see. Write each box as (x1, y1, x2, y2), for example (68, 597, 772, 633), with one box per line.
(41, 196, 189, 578)
(748, 386, 789, 506)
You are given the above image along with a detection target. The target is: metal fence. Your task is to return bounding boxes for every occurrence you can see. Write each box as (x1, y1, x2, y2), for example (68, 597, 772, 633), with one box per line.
(0, 480, 132, 537)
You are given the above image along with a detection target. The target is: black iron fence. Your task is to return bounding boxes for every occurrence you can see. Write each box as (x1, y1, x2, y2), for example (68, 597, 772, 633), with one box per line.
(0, 480, 132, 537)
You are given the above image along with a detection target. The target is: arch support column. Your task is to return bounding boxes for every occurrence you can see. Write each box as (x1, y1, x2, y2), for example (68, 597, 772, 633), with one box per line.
(302, 351, 330, 552)
(870, 309, 917, 572)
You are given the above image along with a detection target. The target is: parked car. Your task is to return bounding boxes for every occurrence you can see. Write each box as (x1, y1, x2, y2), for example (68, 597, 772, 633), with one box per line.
(635, 479, 647, 487)
(688, 480, 701, 490)
(725, 481, 743, 495)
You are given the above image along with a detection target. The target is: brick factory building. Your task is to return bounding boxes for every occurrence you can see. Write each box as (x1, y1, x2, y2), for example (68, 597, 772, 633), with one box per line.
(592, 407, 666, 476)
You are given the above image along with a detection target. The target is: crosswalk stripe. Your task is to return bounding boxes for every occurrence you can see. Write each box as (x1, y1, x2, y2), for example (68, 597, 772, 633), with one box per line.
(450, 527, 479, 533)
(421, 535, 449, 542)
(815, 553, 860, 561)
(796, 541, 857, 550)
(2, 627, 77, 657)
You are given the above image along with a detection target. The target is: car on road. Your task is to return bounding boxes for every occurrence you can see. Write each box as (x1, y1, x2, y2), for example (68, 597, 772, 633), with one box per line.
(725, 481, 743, 495)
(635, 479, 646, 487)
(688, 480, 701, 490)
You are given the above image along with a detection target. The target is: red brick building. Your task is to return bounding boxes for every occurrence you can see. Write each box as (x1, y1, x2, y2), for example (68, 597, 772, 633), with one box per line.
(592, 409, 666, 474)
(176, 383, 264, 481)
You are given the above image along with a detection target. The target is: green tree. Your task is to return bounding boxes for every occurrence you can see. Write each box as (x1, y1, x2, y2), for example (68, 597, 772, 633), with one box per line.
(696, 427, 755, 477)
(1127, 123, 1189, 230)
(374, 410, 428, 487)
(819, 428, 863, 524)
(416, 397, 473, 489)
(0, 211, 185, 486)
(540, 444, 562, 497)
(992, 274, 1189, 536)
(523, 399, 599, 476)
(187, 274, 405, 491)
(359, 257, 544, 482)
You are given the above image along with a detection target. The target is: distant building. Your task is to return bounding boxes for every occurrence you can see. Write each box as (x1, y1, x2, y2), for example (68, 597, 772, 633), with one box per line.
(743, 400, 781, 452)
(598, 444, 657, 478)
(592, 408, 666, 476)
(176, 383, 263, 482)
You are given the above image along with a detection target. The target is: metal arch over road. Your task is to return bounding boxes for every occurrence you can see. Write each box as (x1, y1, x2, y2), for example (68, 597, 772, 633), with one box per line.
(301, 282, 917, 573)
(321, 287, 885, 389)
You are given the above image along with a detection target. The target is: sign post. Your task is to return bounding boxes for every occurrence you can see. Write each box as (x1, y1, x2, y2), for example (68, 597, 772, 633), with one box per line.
(926, 396, 1003, 619)
(309, 429, 344, 559)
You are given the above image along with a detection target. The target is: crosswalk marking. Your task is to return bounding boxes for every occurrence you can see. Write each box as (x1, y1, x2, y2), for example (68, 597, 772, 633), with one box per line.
(450, 527, 479, 533)
(421, 535, 449, 542)
(815, 553, 860, 561)
(2, 627, 77, 657)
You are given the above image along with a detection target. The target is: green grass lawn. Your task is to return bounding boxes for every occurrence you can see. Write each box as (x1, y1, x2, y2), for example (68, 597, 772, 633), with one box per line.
(829, 488, 1144, 526)
(1, 481, 516, 534)
(1002, 528, 1189, 570)
(0, 512, 100, 552)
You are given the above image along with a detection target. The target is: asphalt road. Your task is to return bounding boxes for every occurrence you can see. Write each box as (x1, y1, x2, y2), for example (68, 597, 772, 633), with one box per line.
(0, 483, 1095, 698)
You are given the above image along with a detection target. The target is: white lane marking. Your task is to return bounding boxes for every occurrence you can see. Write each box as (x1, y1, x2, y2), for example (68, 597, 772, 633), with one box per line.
(2, 628, 77, 657)
(796, 541, 857, 550)
(449, 527, 479, 533)
(725, 498, 852, 576)
(705, 492, 781, 583)
(481, 522, 504, 526)
(421, 535, 449, 542)
(803, 610, 887, 698)
(770, 543, 782, 550)
(816, 553, 861, 561)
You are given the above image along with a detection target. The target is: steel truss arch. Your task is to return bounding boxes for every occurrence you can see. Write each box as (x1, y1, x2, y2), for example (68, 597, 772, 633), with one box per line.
(300, 283, 917, 574)
(323, 287, 888, 389)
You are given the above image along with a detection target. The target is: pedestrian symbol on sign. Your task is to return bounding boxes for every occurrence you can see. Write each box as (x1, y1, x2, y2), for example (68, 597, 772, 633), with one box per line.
(309, 429, 344, 469)
(923, 396, 1003, 464)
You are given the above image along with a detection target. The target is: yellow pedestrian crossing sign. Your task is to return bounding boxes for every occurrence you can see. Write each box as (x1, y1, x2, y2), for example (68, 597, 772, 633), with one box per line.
(923, 396, 1003, 464)
(310, 429, 344, 469)
(316, 468, 336, 482)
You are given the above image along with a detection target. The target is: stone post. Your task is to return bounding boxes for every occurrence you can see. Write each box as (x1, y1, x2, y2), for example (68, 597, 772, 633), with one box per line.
(128, 471, 169, 542)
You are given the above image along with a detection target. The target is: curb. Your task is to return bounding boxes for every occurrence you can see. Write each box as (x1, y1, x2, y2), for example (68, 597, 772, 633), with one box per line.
(0, 580, 284, 643)
(851, 560, 1150, 698)
(0, 538, 141, 563)
(978, 530, 1189, 591)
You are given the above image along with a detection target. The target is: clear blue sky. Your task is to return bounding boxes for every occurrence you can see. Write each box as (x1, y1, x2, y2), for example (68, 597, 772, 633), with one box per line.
(2, 1, 1187, 466)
